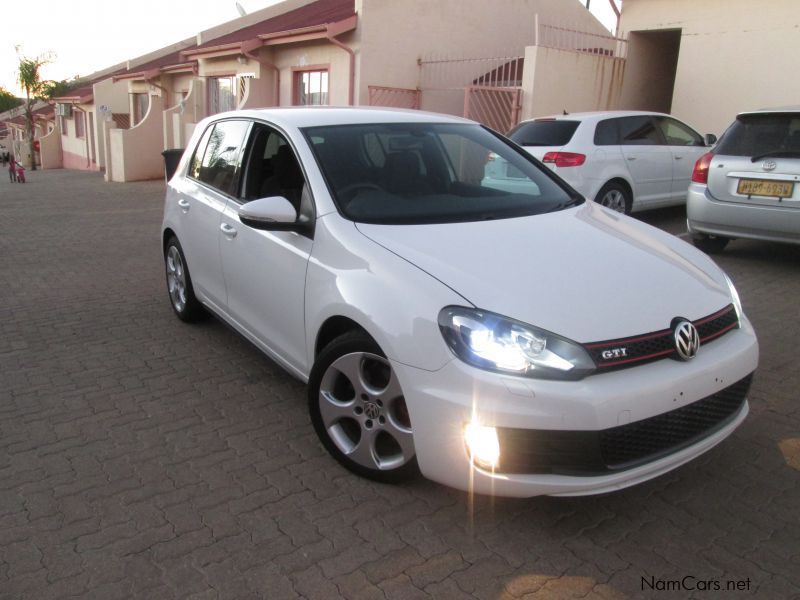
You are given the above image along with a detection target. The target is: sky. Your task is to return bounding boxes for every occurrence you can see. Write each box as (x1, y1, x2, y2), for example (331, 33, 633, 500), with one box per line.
(1, 0, 618, 97)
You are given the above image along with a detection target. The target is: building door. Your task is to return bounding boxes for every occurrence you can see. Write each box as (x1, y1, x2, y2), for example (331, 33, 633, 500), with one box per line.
(621, 30, 681, 114)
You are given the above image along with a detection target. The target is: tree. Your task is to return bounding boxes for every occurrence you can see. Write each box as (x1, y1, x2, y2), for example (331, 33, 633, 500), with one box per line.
(0, 87, 22, 113)
(42, 77, 86, 101)
(16, 48, 55, 171)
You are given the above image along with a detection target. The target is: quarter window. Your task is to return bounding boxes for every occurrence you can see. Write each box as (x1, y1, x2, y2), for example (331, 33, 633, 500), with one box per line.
(190, 120, 251, 196)
(593, 119, 618, 145)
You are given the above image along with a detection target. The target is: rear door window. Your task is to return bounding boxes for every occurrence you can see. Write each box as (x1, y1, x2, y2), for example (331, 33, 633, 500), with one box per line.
(194, 120, 251, 196)
(508, 120, 579, 146)
(616, 116, 664, 146)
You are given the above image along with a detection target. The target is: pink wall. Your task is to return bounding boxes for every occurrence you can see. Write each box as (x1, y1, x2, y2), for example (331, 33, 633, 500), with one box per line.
(62, 150, 99, 171)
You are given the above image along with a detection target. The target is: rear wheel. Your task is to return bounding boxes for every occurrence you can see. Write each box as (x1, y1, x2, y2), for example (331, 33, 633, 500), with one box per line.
(308, 330, 418, 483)
(164, 236, 206, 322)
(692, 234, 729, 254)
(595, 181, 632, 214)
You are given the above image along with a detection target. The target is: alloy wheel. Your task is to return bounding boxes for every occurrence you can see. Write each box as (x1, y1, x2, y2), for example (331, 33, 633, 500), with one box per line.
(166, 245, 187, 313)
(600, 189, 627, 213)
(318, 351, 414, 471)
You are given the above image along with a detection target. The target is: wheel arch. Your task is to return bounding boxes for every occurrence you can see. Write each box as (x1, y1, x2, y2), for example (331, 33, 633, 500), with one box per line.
(162, 228, 177, 256)
(315, 316, 376, 358)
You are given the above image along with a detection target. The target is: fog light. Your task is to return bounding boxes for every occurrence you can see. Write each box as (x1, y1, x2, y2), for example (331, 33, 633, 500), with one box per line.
(464, 421, 500, 469)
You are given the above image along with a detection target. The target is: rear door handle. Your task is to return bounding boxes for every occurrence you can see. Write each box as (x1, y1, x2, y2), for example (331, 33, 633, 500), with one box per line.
(177, 198, 190, 211)
(674, 155, 683, 160)
(626, 157, 637, 161)
(220, 223, 238, 238)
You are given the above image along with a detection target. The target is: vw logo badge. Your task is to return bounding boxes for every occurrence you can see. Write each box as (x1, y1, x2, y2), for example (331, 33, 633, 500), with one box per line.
(673, 320, 700, 361)
(762, 160, 777, 171)
(364, 401, 380, 419)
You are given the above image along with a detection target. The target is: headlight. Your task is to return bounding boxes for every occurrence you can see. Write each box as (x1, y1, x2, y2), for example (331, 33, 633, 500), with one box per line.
(438, 307, 595, 380)
(723, 273, 743, 324)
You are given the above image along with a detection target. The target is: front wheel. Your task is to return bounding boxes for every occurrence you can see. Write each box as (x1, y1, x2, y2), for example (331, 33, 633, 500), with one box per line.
(692, 234, 729, 254)
(595, 182, 632, 214)
(308, 331, 418, 483)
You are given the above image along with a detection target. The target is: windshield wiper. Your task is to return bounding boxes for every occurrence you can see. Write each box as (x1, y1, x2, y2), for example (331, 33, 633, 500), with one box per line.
(750, 150, 800, 162)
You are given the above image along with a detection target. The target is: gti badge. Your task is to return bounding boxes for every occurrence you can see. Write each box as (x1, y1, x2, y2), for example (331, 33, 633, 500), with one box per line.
(601, 348, 628, 360)
(762, 160, 777, 171)
(673, 320, 700, 361)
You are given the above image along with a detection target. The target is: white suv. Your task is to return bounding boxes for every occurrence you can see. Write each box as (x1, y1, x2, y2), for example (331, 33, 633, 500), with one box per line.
(507, 111, 714, 214)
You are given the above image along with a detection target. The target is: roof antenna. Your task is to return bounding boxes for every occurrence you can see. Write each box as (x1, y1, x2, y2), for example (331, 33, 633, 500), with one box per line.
(563, 109, 569, 115)
(235, 2, 247, 16)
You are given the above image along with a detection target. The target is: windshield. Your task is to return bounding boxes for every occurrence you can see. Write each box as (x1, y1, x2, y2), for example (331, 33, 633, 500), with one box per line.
(508, 120, 579, 146)
(715, 113, 800, 157)
(303, 122, 579, 225)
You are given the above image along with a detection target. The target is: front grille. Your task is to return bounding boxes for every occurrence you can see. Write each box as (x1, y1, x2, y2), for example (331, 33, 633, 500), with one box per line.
(585, 304, 739, 372)
(495, 373, 752, 476)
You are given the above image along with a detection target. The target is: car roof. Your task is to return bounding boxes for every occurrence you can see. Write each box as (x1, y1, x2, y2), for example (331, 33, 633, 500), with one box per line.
(203, 106, 474, 129)
(518, 110, 671, 124)
(738, 105, 800, 117)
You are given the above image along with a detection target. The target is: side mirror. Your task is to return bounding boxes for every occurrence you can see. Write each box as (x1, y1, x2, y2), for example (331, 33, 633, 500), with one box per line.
(704, 133, 717, 146)
(239, 196, 297, 229)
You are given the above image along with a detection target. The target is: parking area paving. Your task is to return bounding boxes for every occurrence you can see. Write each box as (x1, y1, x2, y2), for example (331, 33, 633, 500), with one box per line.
(1, 169, 799, 600)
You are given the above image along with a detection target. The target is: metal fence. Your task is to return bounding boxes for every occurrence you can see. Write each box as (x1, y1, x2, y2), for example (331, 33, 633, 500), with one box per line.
(536, 19, 628, 59)
(367, 86, 421, 109)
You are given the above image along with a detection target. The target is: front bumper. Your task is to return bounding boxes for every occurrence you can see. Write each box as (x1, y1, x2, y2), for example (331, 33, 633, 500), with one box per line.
(687, 184, 800, 245)
(394, 317, 758, 497)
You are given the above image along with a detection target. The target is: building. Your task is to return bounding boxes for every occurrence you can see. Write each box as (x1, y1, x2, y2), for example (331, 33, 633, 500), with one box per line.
(22, 0, 619, 182)
(618, 0, 800, 135)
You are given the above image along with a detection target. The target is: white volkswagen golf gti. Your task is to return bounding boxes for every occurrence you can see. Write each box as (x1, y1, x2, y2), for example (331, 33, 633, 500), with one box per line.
(162, 108, 758, 497)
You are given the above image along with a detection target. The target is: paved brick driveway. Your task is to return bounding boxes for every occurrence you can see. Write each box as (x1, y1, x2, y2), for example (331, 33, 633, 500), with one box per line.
(1, 170, 798, 599)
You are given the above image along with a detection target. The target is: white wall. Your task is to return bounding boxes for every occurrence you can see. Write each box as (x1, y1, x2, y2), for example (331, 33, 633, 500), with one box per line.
(619, 0, 800, 135)
(110, 94, 165, 182)
(521, 45, 625, 120)
(358, 0, 610, 110)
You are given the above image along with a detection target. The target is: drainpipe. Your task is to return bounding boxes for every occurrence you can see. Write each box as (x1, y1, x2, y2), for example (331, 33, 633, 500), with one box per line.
(607, 0, 621, 36)
(241, 39, 280, 106)
(325, 26, 355, 106)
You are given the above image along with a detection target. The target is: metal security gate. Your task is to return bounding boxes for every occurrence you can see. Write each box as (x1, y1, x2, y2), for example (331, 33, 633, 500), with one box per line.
(418, 52, 524, 132)
(464, 86, 522, 134)
(368, 86, 421, 109)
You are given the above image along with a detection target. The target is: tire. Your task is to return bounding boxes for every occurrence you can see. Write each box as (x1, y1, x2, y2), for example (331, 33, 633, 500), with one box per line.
(692, 234, 729, 254)
(595, 181, 632, 215)
(164, 236, 206, 322)
(308, 330, 418, 483)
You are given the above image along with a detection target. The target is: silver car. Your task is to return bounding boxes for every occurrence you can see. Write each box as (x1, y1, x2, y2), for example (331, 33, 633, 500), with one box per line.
(687, 107, 800, 253)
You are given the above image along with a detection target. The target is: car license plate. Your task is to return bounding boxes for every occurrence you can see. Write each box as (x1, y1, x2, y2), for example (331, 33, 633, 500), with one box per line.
(737, 178, 794, 198)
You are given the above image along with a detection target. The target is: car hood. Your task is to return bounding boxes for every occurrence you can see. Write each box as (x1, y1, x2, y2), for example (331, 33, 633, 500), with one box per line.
(355, 202, 732, 343)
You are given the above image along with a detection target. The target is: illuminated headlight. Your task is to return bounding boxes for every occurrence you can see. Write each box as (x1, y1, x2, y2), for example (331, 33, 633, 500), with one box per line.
(464, 421, 499, 469)
(438, 307, 596, 380)
(723, 273, 743, 324)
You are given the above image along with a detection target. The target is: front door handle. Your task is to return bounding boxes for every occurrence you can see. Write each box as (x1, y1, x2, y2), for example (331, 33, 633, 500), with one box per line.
(674, 155, 683, 160)
(220, 223, 238, 238)
(177, 198, 190, 211)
